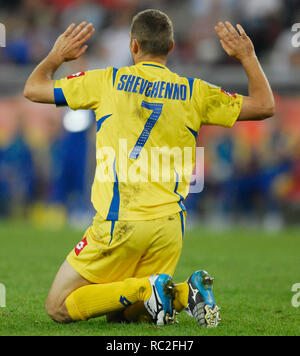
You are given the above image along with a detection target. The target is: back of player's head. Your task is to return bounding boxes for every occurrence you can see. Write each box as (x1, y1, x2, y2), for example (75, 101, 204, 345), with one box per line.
(130, 9, 174, 57)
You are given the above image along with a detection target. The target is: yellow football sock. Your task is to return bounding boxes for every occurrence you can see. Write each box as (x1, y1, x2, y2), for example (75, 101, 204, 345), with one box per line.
(173, 282, 189, 312)
(65, 277, 151, 321)
(121, 282, 190, 322)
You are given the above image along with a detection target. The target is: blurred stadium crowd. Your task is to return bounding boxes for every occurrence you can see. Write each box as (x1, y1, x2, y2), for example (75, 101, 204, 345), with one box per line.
(0, 0, 300, 229)
(1, 0, 300, 67)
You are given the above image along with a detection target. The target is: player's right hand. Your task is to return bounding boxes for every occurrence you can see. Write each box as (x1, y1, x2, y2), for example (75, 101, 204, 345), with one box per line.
(49, 22, 95, 64)
(215, 21, 255, 63)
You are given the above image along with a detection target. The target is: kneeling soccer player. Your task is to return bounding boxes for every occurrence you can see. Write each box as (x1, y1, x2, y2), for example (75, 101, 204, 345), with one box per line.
(24, 10, 274, 327)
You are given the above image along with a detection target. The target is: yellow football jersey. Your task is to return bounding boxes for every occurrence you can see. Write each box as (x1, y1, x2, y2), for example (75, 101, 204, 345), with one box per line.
(55, 61, 243, 221)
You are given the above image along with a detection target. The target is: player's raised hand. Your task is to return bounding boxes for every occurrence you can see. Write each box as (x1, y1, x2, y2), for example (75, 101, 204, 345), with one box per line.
(50, 22, 95, 63)
(215, 22, 255, 62)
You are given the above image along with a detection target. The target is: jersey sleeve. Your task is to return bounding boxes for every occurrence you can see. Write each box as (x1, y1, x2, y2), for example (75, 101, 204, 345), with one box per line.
(54, 69, 107, 111)
(194, 79, 243, 128)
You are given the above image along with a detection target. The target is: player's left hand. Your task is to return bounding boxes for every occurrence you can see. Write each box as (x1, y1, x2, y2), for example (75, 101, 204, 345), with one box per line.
(49, 22, 95, 64)
(215, 21, 255, 63)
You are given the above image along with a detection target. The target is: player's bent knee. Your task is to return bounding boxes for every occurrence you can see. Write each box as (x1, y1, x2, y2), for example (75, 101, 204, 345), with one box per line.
(45, 300, 72, 324)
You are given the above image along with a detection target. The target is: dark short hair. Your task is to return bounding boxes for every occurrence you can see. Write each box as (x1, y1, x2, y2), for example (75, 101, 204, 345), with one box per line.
(130, 9, 174, 57)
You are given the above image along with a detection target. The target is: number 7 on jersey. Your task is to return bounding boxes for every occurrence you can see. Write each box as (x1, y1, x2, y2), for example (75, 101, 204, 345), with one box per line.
(129, 101, 163, 160)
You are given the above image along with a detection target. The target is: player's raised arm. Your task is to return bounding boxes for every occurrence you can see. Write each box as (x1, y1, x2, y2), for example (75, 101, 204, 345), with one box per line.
(24, 22, 95, 104)
(215, 21, 275, 121)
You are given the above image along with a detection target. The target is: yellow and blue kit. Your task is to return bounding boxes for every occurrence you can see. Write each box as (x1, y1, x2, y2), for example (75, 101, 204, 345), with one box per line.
(54, 61, 243, 282)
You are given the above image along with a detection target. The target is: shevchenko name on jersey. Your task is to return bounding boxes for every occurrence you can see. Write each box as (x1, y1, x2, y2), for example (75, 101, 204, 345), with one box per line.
(55, 61, 243, 221)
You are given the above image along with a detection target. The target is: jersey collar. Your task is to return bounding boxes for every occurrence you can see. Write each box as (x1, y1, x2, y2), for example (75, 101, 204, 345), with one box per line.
(136, 61, 168, 70)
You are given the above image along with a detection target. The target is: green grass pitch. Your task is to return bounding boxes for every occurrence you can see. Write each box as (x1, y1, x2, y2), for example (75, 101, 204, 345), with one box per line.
(0, 220, 299, 336)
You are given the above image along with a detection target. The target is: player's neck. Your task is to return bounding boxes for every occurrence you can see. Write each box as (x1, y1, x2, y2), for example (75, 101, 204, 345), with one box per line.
(134, 56, 167, 66)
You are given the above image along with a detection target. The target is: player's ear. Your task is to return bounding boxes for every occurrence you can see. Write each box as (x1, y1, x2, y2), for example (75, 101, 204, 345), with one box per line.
(168, 41, 175, 55)
(130, 38, 139, 55)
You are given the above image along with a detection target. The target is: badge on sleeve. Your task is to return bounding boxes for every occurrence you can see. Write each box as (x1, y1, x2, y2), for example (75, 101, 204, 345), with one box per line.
(221, 89, 237, 98)
(67, 72, 85, 80)
(74, 237, 88, 256)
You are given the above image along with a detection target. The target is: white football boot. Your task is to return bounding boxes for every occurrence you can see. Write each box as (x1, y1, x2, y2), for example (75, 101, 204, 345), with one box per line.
(144, 274, 176, 325)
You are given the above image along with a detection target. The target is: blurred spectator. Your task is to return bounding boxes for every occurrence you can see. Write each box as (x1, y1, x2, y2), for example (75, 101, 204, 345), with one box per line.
(59, 0, 106, 32)
(91, 9, 132, 68)
(0, 100, 34, 216)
